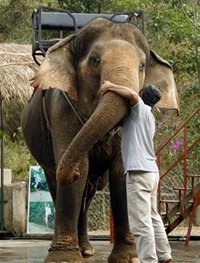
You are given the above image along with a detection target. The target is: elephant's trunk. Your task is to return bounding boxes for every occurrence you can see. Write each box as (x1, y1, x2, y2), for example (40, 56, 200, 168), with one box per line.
(57, 91, 128, 184)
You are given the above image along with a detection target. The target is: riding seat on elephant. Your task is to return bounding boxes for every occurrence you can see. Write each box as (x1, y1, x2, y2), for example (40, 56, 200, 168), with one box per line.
(22, 17, 179, 263)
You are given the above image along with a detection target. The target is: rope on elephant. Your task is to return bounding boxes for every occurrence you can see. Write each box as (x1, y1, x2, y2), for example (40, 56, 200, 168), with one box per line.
(62, 91, 85, 126)
(47, 34, 75, 54)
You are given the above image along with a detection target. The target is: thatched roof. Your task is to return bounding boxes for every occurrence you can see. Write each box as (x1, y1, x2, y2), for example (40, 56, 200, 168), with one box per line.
(0, 43, 38, 104)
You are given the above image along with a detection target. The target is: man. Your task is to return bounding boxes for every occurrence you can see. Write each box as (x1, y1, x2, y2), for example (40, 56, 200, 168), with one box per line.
(100, 81, 172, 263)
(34, 172, 41, 191)
(44, 203, 52, 227)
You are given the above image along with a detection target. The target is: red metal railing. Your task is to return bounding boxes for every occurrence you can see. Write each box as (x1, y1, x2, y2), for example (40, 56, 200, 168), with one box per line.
(156, 107, 200, 213)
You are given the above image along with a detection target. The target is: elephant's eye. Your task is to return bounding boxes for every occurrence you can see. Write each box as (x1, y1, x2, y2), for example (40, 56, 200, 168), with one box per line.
(139, 63, 146, 72)
(89, 54, 101, 66)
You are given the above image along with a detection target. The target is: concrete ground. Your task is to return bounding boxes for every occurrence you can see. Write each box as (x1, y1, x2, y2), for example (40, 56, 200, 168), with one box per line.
(0, 239, 200, 263)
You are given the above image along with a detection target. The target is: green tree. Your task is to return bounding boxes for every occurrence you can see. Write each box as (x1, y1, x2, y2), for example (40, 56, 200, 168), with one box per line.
(58, 0, 102, 13)
(0, 0, 59, 43)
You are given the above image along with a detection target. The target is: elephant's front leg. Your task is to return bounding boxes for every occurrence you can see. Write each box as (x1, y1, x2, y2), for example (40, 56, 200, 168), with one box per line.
(78, 184, 95, 257)
(45, 160, 88, 263)
(108, 148, 138, 263)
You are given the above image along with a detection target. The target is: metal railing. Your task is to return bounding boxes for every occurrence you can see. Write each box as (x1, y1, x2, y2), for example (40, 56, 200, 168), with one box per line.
(156, 107, 200, 214)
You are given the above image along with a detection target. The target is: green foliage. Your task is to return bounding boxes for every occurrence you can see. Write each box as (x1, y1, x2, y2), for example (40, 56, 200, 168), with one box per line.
(0, 0, 59, 43)
(58, 0, 138, 13)
(0, 129, 4, 139)
(154, 82, 200, 177)
(0, 0, 31, 43)
(58, 0, 101, 12)
(3, 102, 24, 139)
(3, 129, 35, 181)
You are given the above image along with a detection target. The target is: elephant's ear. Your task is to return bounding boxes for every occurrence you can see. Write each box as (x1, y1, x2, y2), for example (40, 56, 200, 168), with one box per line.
(145, 50, 179, 113)
(32, 35, 77, 101)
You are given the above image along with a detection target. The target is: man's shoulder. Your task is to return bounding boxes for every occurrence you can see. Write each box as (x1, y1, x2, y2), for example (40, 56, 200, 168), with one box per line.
(132, 97, 151, 112)
(130, 98, 153, 119)
(131, 97, 143, 109)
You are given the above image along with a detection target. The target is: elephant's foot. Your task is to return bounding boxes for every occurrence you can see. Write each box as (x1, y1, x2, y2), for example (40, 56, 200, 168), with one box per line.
(79, 240, 94, 257)
(108, 244, 139, 263)
(44, 250, 83, 263)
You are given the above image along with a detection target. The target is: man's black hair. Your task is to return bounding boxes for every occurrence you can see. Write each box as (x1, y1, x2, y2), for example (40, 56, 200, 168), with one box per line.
(141, 85, 161, 107)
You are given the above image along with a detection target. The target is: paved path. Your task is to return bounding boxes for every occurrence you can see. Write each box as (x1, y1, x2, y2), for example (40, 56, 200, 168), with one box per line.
(0, 239, 199, 262)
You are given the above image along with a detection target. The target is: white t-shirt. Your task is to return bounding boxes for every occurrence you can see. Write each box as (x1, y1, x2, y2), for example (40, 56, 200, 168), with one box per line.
(121, 98, 159, 173)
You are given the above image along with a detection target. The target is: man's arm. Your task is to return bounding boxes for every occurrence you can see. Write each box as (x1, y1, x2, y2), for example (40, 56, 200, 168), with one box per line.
(99, 81, 140, 106)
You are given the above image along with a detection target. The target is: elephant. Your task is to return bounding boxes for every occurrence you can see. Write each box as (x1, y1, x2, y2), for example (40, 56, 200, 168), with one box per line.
(22, 17, 179, 263)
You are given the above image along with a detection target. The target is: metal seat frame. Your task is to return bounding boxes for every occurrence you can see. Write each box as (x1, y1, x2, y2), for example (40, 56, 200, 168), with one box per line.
(32, 6, 144, 65)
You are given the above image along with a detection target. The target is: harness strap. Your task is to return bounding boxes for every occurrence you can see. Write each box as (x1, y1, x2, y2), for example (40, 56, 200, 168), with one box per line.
(42, 90, 85, 131)
(42, 91, 51, 131)
(61, 91, 85, 126)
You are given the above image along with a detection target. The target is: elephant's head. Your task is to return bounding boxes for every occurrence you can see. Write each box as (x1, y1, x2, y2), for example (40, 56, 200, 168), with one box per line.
(32, 18, 179, 184)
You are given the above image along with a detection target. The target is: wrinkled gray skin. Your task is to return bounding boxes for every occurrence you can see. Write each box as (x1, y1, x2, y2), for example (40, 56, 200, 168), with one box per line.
(22, 18, 179, 263)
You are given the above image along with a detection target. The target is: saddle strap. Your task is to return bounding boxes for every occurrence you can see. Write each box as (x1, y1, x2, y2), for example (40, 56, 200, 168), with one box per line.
(42, 91, 51, 131)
